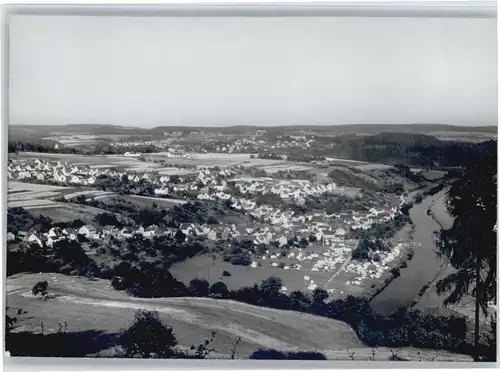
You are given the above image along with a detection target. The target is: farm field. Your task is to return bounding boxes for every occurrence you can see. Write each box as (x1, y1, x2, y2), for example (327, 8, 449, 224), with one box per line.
(5, 273, 473, 361)
(145, 152, 289, 169)
(427, 130, 497, 143)
(7, 181, 112, 222)
(171, 254, 333, 294)
(8, 181, 71, 192)
(98, 194, 186, 209)
(259, 164, 315, 174)
(170, 234, 409, 300)
(353, 163, 394, 171)
(27, 203, 111, 223)
(421, 170, 448, 181)
(14, 152, 162, 171)
(62, 190, 115, 200)
(8, 182, 75, 209)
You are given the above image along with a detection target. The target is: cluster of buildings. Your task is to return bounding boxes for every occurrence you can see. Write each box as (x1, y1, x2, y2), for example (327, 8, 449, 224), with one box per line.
(110, 140, 160, 148)
(8, 160, 98, 186)
(207, 134, 314, 155)
(233, 178, 345, 202)
(8, 156, 409, 293)
(7, 224, 166, 249)
(343, 243, 406, 285)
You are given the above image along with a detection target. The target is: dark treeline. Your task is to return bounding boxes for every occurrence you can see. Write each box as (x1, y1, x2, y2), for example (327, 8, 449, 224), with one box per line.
(7, 140, 160, 155)
(8, 141, 78, 154)
(71, 194, 234, 228)
(256, 135, 496, 168)
(110, 273, 492, 358)
(328, 135, 496, 168)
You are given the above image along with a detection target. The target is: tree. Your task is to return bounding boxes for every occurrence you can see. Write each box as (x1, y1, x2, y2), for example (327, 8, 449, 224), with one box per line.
(174, 229, 186, 243)
(111, 276, 126, 290)
(260, 276, 282, 299)
(312, 288, 329, 304)
(209, 281, 230, 299)
(119, 310, 178, 358)
(94, 213, 122, 227)
(32, 281, 48, 296)
(485, 314, 497, 361)
(435, 141, 497, 361)
(188, 278, 210, 297)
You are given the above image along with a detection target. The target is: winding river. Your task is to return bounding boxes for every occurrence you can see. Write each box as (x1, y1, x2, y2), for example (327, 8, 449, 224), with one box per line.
(370, 190, 450, 315)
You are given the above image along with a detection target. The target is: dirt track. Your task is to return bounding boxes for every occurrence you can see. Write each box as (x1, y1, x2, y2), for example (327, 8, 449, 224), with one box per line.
(6, 273, 474, 361)
(6, 273, 362, 358)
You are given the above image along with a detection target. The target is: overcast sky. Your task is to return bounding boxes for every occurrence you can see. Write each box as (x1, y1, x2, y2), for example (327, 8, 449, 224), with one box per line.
(9, 14, 497, 127)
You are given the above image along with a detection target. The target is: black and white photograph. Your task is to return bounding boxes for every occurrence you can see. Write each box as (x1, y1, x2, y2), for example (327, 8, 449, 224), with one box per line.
(3, 2, 498, 363)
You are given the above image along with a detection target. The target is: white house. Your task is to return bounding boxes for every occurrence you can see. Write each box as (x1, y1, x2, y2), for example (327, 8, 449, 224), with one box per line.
(154, 188, 169, 195)
(6, 232, 15, 242)
(118, 228, 133, 239)
(278, 236, 288, 247)
(28, 233, 42, 247)
(180, 223, 195, 236)
(78, 225, 98, 238)
(207, 230, 218, 241)
(47, 227, 61, 238)
(335, 227, 346, 236)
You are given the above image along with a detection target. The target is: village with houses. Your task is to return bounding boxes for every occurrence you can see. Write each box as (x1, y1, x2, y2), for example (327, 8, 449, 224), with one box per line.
(7, 146, 414, 300)
(6, 123, 496, 361)
(5, 6, 497, 359)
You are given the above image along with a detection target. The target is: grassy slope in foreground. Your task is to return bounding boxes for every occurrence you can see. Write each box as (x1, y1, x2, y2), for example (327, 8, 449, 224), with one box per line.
(6, 273, 472, 361)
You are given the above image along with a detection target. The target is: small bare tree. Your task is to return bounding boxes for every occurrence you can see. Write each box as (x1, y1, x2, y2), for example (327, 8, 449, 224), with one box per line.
(346, 349, 356, 360)
(191, 331, 217, 359)
(230, 337, 242, 359)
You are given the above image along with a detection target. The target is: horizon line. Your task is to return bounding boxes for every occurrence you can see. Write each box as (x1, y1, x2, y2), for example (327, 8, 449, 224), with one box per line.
(10, 123, 499, 129)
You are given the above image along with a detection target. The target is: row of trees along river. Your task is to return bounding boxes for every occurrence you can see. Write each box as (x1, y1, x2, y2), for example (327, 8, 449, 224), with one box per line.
(370, 140, 497, 361)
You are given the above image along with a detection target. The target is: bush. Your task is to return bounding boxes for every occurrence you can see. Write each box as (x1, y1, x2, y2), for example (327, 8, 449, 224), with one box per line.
(111, 276, 125, 291)
(119, 310, 178, 358)
(352, 238, 390, 261)
(249, 349, 327, 360)
(390, 268, 401, 277)
(222, 270, 231, 277)
(31, 281, 48, 296)
(250, 349, 287, 359)
(188, 278, 210, 297)
(229, 253, 251, 266)
(94, 213, 122, 227)
(209, 281, 231, 299)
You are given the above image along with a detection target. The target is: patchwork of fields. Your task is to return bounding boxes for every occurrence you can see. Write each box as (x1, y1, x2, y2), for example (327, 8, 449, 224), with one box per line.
(7, 180, 186, 223)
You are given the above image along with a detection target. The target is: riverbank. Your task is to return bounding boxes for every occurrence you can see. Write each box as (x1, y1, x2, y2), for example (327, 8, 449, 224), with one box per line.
(369, 190, 449, 315)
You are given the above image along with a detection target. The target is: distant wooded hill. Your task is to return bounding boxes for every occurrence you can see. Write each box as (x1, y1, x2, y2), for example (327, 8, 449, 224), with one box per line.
(326, 133, 497, 168)
(9, 123, 498, 139)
